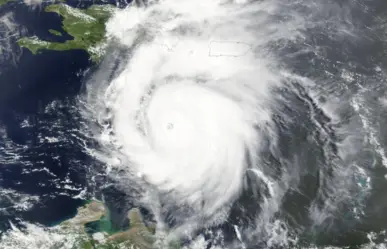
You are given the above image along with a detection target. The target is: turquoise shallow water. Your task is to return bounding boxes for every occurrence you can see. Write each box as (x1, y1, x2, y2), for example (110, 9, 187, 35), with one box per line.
(1, 0, 387, 248)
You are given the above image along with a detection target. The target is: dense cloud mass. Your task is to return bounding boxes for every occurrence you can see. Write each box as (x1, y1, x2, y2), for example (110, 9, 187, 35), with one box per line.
(84, 0, 287, 235)
(79, 0, 387, 247)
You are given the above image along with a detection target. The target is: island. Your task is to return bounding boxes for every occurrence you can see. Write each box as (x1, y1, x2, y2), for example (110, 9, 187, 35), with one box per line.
(49, 29, 62, 36)
(17, 3, 116, 62)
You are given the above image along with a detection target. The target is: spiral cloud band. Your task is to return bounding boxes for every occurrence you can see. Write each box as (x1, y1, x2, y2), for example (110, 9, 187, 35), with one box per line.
(92, 0, 284, 227)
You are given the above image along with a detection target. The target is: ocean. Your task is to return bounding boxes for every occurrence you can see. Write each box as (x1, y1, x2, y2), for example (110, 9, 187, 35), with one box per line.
(1, 0, 387, 248)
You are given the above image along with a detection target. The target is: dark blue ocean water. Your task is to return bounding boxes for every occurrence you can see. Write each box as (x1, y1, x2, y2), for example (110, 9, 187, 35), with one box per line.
(0, 2, 93, 231)
(1, 1, 387, 248)
(0, 0, 134, 234)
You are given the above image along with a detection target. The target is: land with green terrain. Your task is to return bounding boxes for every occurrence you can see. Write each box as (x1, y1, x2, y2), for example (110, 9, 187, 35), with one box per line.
(49, 29, 62, 36)
(0, 0, 14, 6)
(56, 200, 163, 249)
(18, 3, 116, 62)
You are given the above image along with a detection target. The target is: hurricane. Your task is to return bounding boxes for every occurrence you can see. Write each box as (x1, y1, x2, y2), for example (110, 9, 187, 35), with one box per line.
(79, 0, 387, 247)
(83, 0, 283, 227)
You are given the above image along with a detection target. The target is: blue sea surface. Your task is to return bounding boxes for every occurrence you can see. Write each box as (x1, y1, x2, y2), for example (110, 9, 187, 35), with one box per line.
(0, 3, 93, 231)
(1, 1, 387, 248)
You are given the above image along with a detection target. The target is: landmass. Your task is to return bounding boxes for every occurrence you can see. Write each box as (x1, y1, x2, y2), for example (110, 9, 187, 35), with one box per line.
(60, 200, 105, 229)
(49, 29, 62, 36)
(17, 3, 116, 62)
(55, 200, 161, 249)
(0, 0, 14, 7)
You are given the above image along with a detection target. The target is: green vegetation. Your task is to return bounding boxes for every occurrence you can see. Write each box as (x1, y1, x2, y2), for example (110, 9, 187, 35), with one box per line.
(52, 200, 182, 249)
(49, 29, 62, 36)
(18, 3, 116, 62)
(0, 0, 14, 7)
(106, 208, 155, 249)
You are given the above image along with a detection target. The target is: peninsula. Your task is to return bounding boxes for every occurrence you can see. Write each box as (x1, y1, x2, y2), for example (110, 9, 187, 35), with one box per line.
(18, 3, 115, 62)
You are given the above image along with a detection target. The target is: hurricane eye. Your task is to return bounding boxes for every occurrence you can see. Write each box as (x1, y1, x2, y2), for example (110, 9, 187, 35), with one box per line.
(167, 123, 174, 130)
